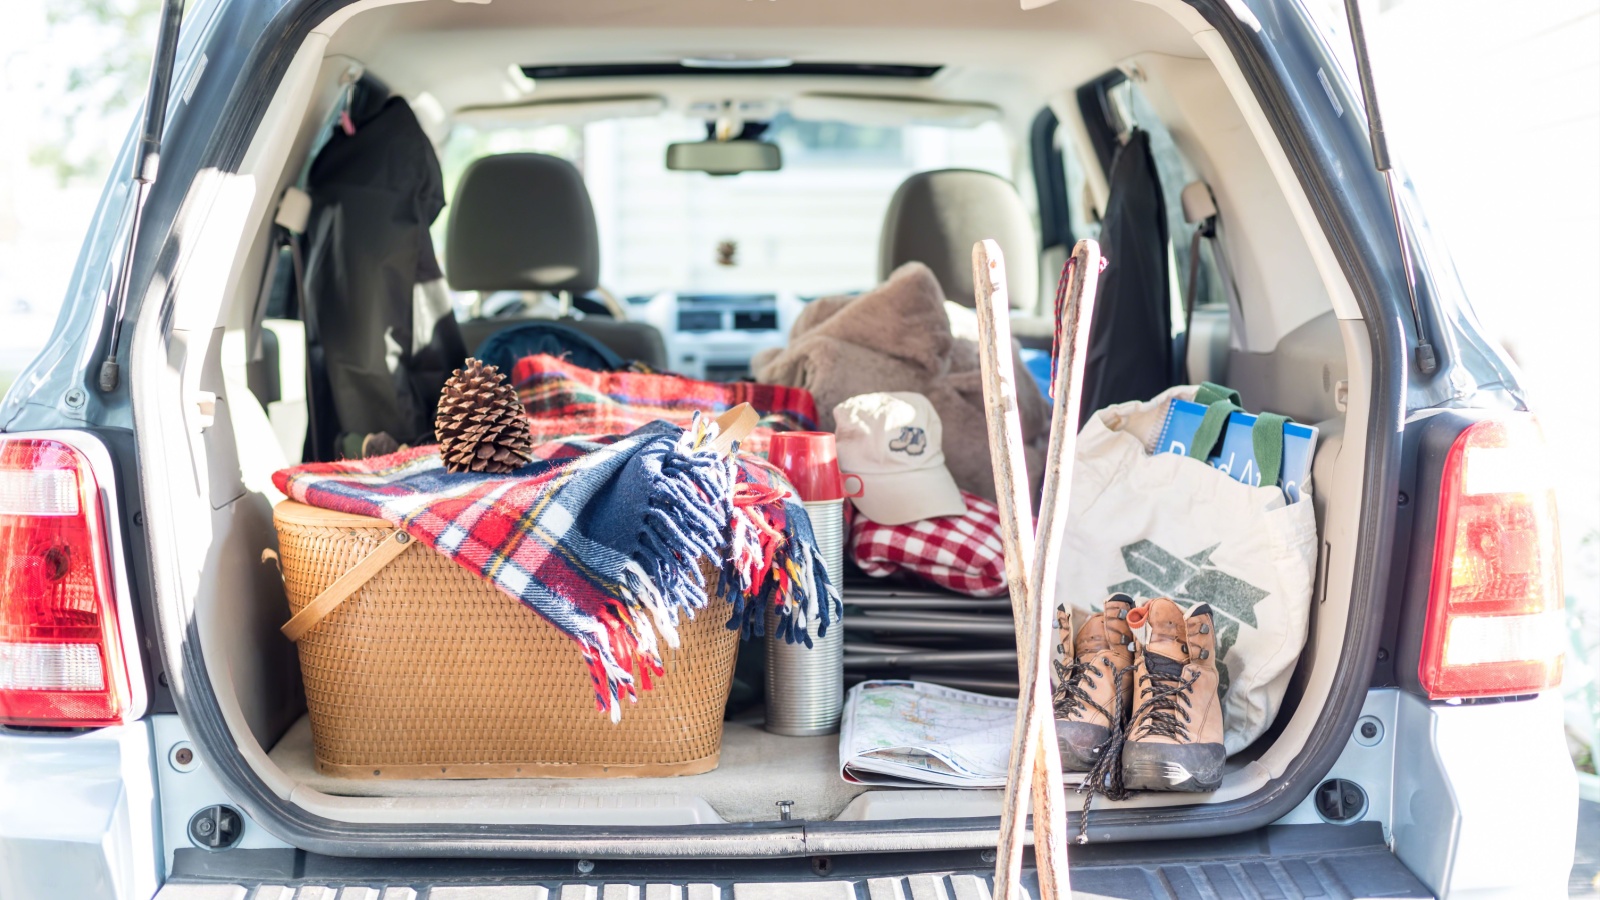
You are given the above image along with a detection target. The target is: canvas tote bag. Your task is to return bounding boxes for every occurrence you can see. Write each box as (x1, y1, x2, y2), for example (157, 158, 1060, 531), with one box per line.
(1055, 383, 1318, 754)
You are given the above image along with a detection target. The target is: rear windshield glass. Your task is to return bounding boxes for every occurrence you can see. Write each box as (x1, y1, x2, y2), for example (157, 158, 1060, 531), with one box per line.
(437, 112, 1012, 299)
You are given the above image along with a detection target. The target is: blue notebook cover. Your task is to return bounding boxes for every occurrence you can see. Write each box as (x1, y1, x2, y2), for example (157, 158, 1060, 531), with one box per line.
(1154, 398, 1318, 503)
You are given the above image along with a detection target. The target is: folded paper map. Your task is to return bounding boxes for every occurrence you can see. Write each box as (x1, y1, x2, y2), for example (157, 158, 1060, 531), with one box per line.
(839, 680, 1087, 788)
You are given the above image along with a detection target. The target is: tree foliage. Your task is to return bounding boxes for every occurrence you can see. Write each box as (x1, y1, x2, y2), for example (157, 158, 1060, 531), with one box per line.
(30, 0, 162, 184)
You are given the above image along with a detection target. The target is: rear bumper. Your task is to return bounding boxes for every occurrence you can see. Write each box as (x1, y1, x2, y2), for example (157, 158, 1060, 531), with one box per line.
(152, 822, 1430, 899)
(2, 697, 1567, 899)
(1393, 689, 1576, 898)
(0, 722, 163, 900)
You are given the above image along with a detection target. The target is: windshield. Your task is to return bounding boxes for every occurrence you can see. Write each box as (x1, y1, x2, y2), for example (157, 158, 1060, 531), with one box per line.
(437, 112, 1013, 299)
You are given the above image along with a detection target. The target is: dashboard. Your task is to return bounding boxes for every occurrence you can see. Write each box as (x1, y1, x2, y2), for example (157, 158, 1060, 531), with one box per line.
(626, 291, 812, 382)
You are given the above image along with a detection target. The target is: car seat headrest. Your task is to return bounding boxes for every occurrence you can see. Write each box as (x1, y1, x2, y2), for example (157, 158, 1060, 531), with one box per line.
(446, 153, 599, 294)
(878, 168, 1038, 309)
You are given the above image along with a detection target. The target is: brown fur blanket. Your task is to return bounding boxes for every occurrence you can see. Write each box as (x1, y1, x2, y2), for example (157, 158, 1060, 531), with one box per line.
(751, 262, 1047, 501)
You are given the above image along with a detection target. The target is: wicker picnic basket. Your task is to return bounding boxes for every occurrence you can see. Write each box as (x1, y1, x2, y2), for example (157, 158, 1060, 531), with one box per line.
(272, 500, 740, 780)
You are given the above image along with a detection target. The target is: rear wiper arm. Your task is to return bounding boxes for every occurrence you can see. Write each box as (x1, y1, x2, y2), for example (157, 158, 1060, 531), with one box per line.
(98, 0, 185, 393)
(1341, 0, 1438, 376)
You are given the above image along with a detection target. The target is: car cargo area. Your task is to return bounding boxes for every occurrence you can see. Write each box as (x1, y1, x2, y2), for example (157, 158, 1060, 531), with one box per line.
(131, 0, 1379, 843)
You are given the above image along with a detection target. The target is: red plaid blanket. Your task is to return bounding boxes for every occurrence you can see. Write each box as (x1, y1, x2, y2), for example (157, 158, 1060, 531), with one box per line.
(849, 491, 1008, 598)
(512, 354, 817, 455)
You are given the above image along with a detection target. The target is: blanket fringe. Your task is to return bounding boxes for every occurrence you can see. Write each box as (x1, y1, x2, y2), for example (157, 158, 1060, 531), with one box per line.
(724, 481, 841, 648)
(585, 415, 741, 714)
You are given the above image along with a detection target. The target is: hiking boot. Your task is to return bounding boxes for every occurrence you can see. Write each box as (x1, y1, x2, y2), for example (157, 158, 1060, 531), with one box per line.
(1053, 593, 1136, 771)
(1121, 599, 1226, 792)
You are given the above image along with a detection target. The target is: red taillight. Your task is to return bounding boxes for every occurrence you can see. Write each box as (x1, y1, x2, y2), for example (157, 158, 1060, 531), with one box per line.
(0, 438, 130, 726)
(1419, 416, 1564, 699)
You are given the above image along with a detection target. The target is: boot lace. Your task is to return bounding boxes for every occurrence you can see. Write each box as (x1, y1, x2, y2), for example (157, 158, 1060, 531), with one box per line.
(1051, 657, 1110, 722)
(1073, 659, 1134, 843)
(1128, 663, 1198, 742)
(1074, 660, 1199, 845)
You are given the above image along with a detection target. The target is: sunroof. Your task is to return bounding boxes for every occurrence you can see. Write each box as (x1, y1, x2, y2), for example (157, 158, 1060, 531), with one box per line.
(519, 62, 943, 80)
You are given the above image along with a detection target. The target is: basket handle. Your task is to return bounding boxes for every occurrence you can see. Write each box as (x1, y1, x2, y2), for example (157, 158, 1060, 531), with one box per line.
(708, 403, 759, 457)
(281, 529, 416, 642)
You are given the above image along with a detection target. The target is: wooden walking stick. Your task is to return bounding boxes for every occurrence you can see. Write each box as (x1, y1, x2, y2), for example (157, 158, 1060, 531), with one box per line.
(975, 238, 1103, 899)
(974, 241, 1059, 899)
(1032, 237, 1102, 821)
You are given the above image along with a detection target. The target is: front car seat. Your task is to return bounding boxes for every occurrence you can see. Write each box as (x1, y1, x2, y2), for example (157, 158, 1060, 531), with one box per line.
(446, 153, 668, 369)
(879, 168, 1040, 310)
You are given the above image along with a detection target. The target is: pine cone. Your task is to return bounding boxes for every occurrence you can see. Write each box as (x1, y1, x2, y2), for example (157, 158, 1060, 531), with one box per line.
(435, 358, 534, 474)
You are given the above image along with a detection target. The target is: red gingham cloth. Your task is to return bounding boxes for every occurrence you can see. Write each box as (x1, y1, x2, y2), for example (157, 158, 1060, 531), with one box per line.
(849, 491, 1008, 598)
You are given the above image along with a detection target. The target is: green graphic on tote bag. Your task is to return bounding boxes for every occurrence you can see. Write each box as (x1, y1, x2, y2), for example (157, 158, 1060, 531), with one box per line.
(1106, 539, 1269, 697)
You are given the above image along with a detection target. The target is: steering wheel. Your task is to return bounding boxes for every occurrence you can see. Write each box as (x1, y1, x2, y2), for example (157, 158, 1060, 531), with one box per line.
(478, 289, 630, 321)
(582, 286, 630, 321)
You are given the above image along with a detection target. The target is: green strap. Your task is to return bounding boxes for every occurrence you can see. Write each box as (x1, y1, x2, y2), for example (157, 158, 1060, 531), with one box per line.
(1187, 398, 1241, 463)
(1193, 382, 1241, 407)
(1252, 412, 1289, 490)
(1184, 381, 1291, 491)
(1187, 381, 1244, 461)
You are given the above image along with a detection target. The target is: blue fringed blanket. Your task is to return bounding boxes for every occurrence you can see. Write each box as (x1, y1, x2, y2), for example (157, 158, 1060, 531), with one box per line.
(273, 416, 839, 720)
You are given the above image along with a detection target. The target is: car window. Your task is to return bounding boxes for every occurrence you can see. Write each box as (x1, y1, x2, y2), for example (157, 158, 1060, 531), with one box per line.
(1059, 117, 1101, 248)
(436, 113, 1013, 300)
(1102, 79, 1224, 332)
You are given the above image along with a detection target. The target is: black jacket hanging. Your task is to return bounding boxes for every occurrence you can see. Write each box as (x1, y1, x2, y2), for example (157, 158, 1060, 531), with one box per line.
(1080, 128, 1174, 425)
(300, 96, 466, 459)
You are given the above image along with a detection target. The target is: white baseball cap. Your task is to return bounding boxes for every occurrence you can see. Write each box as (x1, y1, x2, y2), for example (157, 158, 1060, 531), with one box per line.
(833, 392, 967, 526)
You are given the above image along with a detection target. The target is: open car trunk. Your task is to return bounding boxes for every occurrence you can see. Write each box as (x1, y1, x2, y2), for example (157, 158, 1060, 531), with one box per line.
(129, 0, 1392, 856)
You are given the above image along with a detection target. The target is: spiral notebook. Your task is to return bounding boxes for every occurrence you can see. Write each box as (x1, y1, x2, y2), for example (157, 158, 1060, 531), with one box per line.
(1154, 398, 1318, 503)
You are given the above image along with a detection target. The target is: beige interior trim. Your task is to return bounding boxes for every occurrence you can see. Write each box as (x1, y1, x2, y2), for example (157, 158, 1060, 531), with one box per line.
(1048, 91, 1110, 217)
(455, 94, 668, 127)
(312, 0, 427, 38)
(1129, 51, 1330, 350)
(131, 30, 336, 803)
(1255, 317, 1373, 777)
(267, 712, 1276, 826)
(790, 93, 1003, 128)
(1192, 29, 1365, 322)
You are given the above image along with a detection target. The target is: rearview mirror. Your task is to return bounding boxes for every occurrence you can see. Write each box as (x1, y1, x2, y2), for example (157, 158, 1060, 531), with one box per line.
(665, 140, 782, 175)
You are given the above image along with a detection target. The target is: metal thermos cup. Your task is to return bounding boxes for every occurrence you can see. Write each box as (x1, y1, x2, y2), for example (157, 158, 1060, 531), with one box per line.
(765, 498, 845, 735)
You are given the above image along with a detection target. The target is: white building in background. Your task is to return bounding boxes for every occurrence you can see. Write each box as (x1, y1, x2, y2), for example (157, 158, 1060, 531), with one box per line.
(582, 114, 1014, 301)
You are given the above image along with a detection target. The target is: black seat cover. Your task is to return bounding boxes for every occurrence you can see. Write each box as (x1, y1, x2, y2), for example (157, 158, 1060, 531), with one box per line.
(301, 96, 467, 459)
(1081, 129, 1174, 425)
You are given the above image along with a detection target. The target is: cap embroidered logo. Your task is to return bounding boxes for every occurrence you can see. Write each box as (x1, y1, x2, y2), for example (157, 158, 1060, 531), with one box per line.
(888, 426, 927, 456)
